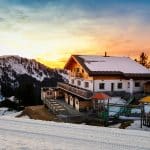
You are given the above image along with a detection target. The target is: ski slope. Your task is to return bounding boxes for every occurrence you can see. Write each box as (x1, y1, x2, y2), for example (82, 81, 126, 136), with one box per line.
(0, 117, 150, 150)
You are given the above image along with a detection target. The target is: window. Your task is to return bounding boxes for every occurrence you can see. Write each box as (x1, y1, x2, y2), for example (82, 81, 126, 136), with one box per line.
(76, 67, 80, 73)
(77, 80, 81, 86)
(135, 82, 140, 87)
(99, 83, 105, 89)
(84, 82, 89, 88)
(76, 100, 79, 105)
(128, 82, 130, 88)
(117, 83, 122, 89)
(47, 91, 50, 95)
(71, 79, 74, 84)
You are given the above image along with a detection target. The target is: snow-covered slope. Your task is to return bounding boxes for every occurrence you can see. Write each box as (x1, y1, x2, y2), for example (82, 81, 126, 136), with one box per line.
(0, 117, 150, 150)
(0, 55, 64, 102)
(0, 55, 63, 92)
(0, 55, 57, 82)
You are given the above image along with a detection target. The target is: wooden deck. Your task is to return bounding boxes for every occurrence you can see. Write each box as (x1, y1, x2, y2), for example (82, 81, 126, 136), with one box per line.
(57, 82, 93, 99)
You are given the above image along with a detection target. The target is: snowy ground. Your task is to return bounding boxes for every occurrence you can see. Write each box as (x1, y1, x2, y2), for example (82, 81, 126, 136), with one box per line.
(0, 116, 150, 150)
(127, 120, 150, 132)
(0, 107, 18, 116)
(0, 95, 5, 102)
(0, 105, 150, 149)
(109, 119, 150, 132)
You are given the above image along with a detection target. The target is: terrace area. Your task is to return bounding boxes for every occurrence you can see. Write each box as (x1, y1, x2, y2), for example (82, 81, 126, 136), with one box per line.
(57, 82, 93, 99)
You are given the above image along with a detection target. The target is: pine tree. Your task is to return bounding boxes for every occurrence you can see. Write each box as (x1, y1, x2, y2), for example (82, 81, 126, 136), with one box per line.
(138, 52, 150, 68)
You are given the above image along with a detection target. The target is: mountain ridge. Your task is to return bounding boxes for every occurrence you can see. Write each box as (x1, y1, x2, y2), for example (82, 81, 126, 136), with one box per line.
(0, 55, 65, 105)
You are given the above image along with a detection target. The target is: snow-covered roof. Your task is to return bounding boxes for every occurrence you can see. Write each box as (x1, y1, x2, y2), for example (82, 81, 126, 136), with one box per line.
(72, 55, 150, 77)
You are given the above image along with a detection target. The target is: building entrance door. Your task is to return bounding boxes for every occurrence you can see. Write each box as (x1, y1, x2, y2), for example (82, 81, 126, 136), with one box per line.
(68, 96, 70, 105)
(73, 99, 75, 108)
(111, 83, 114, 92)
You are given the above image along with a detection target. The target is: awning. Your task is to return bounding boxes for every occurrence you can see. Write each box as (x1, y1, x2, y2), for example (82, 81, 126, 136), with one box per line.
(139, 96, 150, 103)
(92, 92, 110, 100)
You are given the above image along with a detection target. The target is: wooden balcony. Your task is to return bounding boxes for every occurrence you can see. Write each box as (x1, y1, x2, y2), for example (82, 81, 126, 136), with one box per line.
(75, 72, 83, 78)
(70, 72, 83, 78)
(57, 82, 93, 99)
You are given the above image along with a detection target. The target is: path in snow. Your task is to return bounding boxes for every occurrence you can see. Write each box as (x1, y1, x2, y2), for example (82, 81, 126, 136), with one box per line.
(0, 117, 150, 150)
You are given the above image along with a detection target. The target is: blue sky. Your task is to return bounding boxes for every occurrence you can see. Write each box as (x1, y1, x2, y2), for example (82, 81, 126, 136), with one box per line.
(0, 0, 149, 67)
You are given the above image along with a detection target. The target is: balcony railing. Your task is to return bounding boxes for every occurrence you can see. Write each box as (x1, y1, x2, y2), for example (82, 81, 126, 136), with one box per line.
(75, 73, 83, 78)
(58, 82, 93, 99)
(70, 72, 83, 78)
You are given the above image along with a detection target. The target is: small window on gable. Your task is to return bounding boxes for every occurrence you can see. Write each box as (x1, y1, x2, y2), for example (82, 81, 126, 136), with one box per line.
(135, 82, 140, 87)
(77, 80, 81, 86)
(118, 83, 122, 89)
(99, 83, 105, 89)
(85, 82, 89, 88)
(76, 67, 80, 73)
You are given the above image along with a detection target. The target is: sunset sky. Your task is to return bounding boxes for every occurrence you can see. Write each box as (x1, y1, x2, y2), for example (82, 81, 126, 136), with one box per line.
(0, 0, 150, 68)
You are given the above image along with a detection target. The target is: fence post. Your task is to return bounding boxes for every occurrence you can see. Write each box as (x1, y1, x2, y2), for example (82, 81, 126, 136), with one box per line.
(140, 104, 144, 128)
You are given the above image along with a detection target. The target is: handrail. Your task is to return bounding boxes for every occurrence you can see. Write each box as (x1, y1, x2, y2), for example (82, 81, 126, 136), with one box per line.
(57, 82, 93, 99)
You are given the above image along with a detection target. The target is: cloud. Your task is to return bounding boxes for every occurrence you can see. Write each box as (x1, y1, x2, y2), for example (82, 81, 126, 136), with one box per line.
(0, 0, 149, 67)
(0, 17, 6, 22)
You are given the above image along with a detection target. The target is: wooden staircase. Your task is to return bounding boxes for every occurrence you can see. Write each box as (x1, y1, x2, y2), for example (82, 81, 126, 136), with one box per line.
(42, 99, 68, 115)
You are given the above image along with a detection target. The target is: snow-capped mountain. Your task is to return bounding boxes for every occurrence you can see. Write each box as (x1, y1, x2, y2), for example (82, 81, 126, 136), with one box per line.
(0, 55, 60, 82)
(0, 55, 64, 104)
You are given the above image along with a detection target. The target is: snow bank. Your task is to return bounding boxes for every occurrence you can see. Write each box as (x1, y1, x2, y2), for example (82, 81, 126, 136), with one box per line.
(7, 96, 15, 102)
(0, 107, 18, 116)
(127, 120, 150, 132)
(0, 95, 5, 102)
(144, 105, 150, 113)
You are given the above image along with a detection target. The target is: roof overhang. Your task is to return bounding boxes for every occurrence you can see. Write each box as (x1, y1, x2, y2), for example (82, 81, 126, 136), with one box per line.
(140, 96, 150, 103)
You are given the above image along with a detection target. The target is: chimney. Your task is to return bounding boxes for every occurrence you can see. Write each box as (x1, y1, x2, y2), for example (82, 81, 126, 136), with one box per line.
(104, 51, 107, 57)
